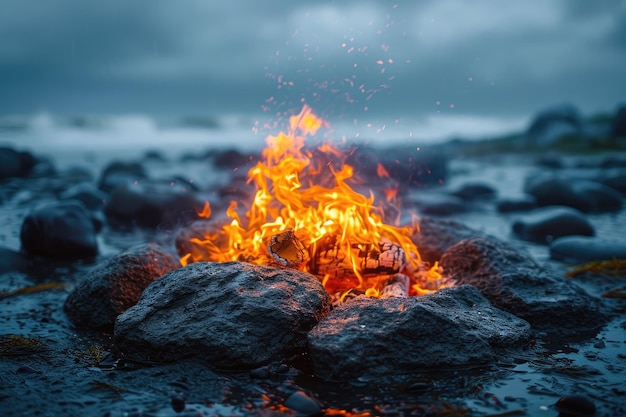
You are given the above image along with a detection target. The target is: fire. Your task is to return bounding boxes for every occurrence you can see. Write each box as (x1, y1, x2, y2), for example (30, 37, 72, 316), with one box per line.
(182, 105, 442, 296)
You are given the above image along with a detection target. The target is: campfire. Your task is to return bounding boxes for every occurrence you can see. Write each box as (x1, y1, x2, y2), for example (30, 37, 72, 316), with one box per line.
(180, 105, 443, 298)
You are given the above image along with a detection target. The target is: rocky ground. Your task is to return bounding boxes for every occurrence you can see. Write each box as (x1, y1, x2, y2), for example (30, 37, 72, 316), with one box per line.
(1, 104, 626, 417)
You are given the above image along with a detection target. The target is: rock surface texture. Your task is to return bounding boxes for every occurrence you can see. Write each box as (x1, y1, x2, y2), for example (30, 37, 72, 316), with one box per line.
(114, 262, 331, 368)
(308, 285, 530, 380)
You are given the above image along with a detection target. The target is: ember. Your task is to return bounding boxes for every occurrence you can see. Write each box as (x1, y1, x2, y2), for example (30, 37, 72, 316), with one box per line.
(182, 105, 443, 297)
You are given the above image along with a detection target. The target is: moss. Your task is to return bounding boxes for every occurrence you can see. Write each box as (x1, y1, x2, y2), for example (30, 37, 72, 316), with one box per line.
(0, 282, 68, 300)
(73, 344, 106, 365)
(0, 335, 47, 356)
(566, 259, 626, 278)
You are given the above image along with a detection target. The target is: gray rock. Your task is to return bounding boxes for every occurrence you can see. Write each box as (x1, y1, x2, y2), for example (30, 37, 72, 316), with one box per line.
(98, 161, 148, 193)
(60, 182, 108, 210)
(411, 217, 484, 263)
(526, 104, 582, 145)
(610, 104, 626, 137)
(550, 236, 626, 263)
(413, 193, 466, 216)
(114, 262, 330, 368)
(0, 147, 37, 179)
(104, 181, 203, 229)
(440, 237, 608, 339)
(496, 196, 536, 213)
(308, 285, 530, 380)
(20, 200, 98, 259)
(450, 182, 497, 201)
(571, 181, 623, 212)
(64, 243, 179, 330)
(284, 391, 322, 416)
(512, 206, 594, 244)
(597, 169, 626, 195)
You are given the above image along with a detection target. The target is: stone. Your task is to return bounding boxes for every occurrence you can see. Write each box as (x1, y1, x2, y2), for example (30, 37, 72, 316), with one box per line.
(0, 247, 31, 274)
(308, 285, 530, 380)
(535, 152, 565, 169)
(411, 217, 485, 264)
(550, 236, 626, 263)
(440, 237, 608, 339)
(512, 206, 594, 244)
(525, 174, 622, 213)
(0, 147, 37, 180)
(64, 244, 179, 330)
(412, 193, 466, 216)
(20, 200, 98, 259)
(597, 169, 626, 195)
(114, 262, 330, 368)
(104, 181, 204, 229)
(60, 182, 108, 211)
(610, 103, 626, 137)
(526, 104, 582, 145)
(284, 391, 322, 416)
(98, 161, 147, 193)
(450, 182, 497, 201)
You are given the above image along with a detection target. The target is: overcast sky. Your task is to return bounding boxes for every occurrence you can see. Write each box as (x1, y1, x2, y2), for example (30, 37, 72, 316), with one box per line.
(1, 0, 625, 129)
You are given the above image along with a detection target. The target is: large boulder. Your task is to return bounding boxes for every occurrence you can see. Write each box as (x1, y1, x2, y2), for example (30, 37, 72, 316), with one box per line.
(20, 200, 98, 259)
(114, 262, 331, 368)
(308, 285, 530, 380)
(550, 236, 626, 263)
(440, 237, 608, 339)
(64, 244, 179, 330)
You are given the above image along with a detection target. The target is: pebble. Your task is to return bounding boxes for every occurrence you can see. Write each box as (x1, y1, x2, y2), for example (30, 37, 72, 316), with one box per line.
(550, 236, 626, 263)
(512, 206, 594, 244)
(20, 200, 99, 259)
(554, 395, 596, 417)
(284, 391, 322, 416)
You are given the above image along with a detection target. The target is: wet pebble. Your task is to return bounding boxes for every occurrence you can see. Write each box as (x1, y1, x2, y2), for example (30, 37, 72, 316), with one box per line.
(284, 391, 322, 416)
(170, 391, 186, 413)
(496, 196, 536, 213)
(20, 200, 98, 259)
(250, 366, 270, 379)
(60, 182, 108, 210)
(450, 182, 497, 201)
(512, 206, 594, 244)
(554, 395, 596, 417)
(550, 236, 626, 263)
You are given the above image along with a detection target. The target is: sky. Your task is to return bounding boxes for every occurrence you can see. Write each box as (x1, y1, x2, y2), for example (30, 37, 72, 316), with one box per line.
(1, 0, 625, 139)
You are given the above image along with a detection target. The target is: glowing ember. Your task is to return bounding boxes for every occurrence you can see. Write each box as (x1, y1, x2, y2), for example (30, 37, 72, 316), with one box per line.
(182, 105, 442, 297)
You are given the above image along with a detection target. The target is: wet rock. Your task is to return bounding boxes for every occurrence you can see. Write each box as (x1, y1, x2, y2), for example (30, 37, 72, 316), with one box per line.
(284, 391, 322, 416)
(496, 196, 537, 213)
(525, 174, 622, 213)
(64, 243, 179, 330)
(526, 104, 582, 145)
(20, 200, 98, 259)
(610, 103, 626, 137)
(450, 182, 497, 201)
(411, 217, 485, 264)
(114, 262, 330, 368)
(597, 169, 626, 195)
(104, 181, 204, 229)
(512, 206, 594, 244)
(413, 193, 466, 216)
(554, 395, 596, 417)
(60, 182, 108, 210)
(440, 237, 608, 339)
(381, 147, 447, 188)
(550, 236, 626, 263)
(0, 147, 37, 180)
(98, 161, 148, 193)
(308, 285, 530, 380)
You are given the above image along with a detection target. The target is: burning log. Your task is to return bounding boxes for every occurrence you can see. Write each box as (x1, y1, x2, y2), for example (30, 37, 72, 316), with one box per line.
(379, 273, 410, 298)
(267, 229, 309, 267)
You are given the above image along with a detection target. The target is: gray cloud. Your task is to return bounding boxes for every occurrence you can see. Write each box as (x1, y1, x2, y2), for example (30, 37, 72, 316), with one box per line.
(1, 0, 624, 124)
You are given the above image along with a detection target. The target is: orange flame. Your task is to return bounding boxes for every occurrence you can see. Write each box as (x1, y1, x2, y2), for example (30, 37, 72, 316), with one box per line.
(183, 105, 442, 296)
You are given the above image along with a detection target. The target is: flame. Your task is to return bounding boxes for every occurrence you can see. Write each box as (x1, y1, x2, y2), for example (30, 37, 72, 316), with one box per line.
(183, 105, 442, 296)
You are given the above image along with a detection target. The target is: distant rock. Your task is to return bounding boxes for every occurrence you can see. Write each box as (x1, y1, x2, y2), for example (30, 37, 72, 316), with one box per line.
(524, 175, 621, 213)
(610, 104, 626, 137)
(526, 104, 582, 145)
(381, 147, 447, 188)
(20, 200, 98, 259)
(450, 182, 497, 201)
(114, 262, 330, 368)
(512, 206, 594, 243)
(0, 147, 37, 180)
(210, 148, 258, 170)
(60, 182, 108, 211)
(98, 161, 148, 193)
(440, 237, 608, 339)
(550, 236, 626, 263)
(104, 181, 204, 229)
(64, 244, 179, 330)
(412, 193, 466, 216)
(411, 217, 484, 263)
(535, 152, 565, 169)
(496, 196, 536, 213)
(597, 169, 626, 194)
(308, 285, 530, 380)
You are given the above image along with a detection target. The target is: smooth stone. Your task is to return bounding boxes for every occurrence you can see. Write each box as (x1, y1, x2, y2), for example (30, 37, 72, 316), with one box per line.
(597, 169, 626, 195)
(98, 161, 148, 193)
(554, 395, 596, 417)
(413, 193, 466, 216)
(411, 217, 484, 264)
(60, 182, 108, 210)
(308, 285, 530, 380)
(550, 236, 626, 263)
(512, 206, 594, 244)
(104, 181, 204, 229)
(450, 182, 497, 201)
(284, 391, 322, 416)
(571, 181, 623, 212)
(496, 196, 537, 213)
(20, 200, 98, 259)
(440, 237, 608, 339)
(0, 147, 37, 179)
(64, 243, 179, 330)
(114, 262, 330, 368)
